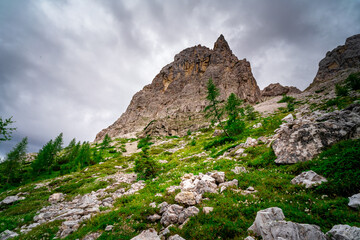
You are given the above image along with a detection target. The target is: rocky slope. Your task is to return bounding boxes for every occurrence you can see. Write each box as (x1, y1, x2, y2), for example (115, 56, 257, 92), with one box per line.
(95, 35, 261, 141)
(306, 34, 360, 91)
(1, 34, 360, 240)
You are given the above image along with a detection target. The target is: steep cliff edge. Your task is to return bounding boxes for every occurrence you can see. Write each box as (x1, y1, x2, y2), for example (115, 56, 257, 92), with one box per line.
(95, 35, 261, 141)
(306, 34, 360, 91)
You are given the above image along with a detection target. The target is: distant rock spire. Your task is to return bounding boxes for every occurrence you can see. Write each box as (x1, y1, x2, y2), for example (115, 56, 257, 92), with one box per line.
(213, 34, 232, 54)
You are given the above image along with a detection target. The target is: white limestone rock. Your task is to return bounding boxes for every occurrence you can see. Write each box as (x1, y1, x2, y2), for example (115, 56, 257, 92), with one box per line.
(348, 193, 360, 209)
(291, 170, 327, 188)
(131, 228, 160, 240)
(0, 230, 19, 240)
(248, 207, 326, 240)
(282, 114, 294, 123)
(326, 224, 360, 240)
(48, 193, 64, 203)
(202, 207, 213, 214)
(175, 191, 202, 206)
(168, 234, 186, 240)
(1, 196, 25, 205)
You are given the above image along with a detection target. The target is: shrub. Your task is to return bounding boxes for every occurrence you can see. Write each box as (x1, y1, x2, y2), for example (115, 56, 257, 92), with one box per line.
(134, 148, 159, 179)
(246, 147, 276, 168)
(323, 97, 353, 110)
(204, 136, 235, 150)
(225, 119, 245, 136)
(245, 104, 257, 120)
(335, 84, 349, 97)
(137, 135, 153, 149)
(311, 139, 360, 196)
(32, 133, 63, 174)
(278, 95, 295, 104)
(287, 102, 295, 112)
(101, 134, 111, 149)
(346, 72, 360, 90)
(225, 93, 245, 136)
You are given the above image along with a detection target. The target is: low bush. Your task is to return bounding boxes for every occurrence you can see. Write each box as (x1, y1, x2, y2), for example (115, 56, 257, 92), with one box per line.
(311, 139, 360, 196)
(335, 84, 349, 97)
(204, 136, 235, 150)
(278, 95, 295, 104)
(246, 147, 276, 168)
(346, 72, 360, 90)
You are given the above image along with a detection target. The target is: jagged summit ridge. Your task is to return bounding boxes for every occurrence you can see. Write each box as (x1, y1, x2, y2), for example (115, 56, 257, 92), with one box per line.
(213, 34, 232, 54)
(95, 35, 261, 141)
(307, 33, 360, 91)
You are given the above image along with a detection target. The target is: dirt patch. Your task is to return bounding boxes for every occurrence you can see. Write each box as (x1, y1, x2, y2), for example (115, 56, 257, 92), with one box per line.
(254, 96, 286, 114)
(123, 141, 141, 156)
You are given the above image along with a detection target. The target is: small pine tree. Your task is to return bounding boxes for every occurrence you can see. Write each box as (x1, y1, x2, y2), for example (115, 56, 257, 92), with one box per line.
(225, 93, 245, 136)
(2, 137, 28, 184)
(245, 104, 257, 120)
(335, 84, 349, 97)
(204, 78, 229, 137)
(0, 116, 16, 142)
(346, 72, 360, 90)
(101, 134, 111, 149)
(74, 142, 91, 169)
(134, 135, 159, 179)
(32, 133, 63, 174)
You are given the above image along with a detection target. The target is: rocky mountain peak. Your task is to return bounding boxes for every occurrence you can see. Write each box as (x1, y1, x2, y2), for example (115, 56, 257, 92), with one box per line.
(95, 35, 261, 141)
(306, 33, 360, 91)
(261, 83, 302, 98)
(213, 34, 232, 54)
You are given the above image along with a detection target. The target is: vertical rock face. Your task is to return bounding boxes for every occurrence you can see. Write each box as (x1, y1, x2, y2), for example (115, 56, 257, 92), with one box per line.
(306, 34, 360, 91)
(95, 35, 261, 141)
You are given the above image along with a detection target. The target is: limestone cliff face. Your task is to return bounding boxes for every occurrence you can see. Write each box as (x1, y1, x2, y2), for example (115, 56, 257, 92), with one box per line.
(95, 35, 261, 141)
(306, 34, 360, 91)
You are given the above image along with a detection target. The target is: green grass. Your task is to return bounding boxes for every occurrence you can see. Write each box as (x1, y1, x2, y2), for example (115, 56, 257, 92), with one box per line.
(1, 108, 359, 239)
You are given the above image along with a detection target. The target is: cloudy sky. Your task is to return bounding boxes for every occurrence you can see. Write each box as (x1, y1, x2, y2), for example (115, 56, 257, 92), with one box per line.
(0, 0, 359, 157)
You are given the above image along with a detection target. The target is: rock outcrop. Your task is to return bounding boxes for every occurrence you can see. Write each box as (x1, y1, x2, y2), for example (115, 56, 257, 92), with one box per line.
(95, 35, 261, 141)
(20, 173, 145, 238)
(261, 83, 301, 98)
(248, 207, 326, 240)
(291, 170, 327, 188)
(131, 228, 160, 240)
(273, 103, 360, 164)
(0, 230, 19, 240)
(348, 193, 360, 209)
(326, 224, 360, 240)
(159, 203, 199, 227)
(306, 34, 360, 91)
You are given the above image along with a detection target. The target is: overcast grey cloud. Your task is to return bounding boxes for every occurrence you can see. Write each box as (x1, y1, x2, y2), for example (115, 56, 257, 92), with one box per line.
(0, 0, 359, 157)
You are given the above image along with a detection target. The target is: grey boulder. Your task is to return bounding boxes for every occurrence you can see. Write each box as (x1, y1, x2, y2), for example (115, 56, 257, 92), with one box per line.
(348, 193, 360, 209)
(0, 230, 19, 240)
(248, 207, 326, 240)
(272, 104, 360, 164)
(290, 170, 327, 188)
(131, 228, 160, 240)
(326, 224, 360, 240)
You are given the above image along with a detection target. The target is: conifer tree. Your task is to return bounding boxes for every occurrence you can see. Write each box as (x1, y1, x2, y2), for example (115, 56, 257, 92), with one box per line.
(0, 116, 16, 142)
(2, 137, 28, 184)
(204, 78, 229, 137)
(32, 133, 63, 174)
(225, 93, 245, 135)
(101, 134, 111, 149)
